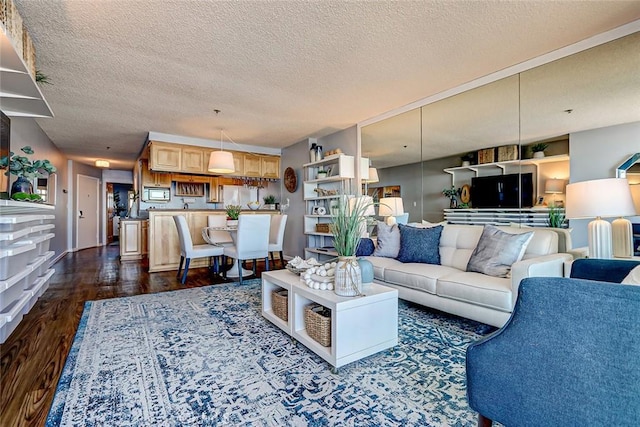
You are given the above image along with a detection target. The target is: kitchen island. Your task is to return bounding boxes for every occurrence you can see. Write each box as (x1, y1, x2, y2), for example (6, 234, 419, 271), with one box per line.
(147, 209, 278, 273)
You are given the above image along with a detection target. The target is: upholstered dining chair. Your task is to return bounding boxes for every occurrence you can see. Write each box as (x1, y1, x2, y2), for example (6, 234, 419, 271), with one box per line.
(203, 215, 234, 246)
(173, 215, 224, 284)
(223, 214, 270, 285)
(268, 214, 288, 269)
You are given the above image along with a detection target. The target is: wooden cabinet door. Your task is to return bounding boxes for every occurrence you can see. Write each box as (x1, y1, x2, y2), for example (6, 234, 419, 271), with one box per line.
(141, 220, 148, 256)
(261, 156, 280, 178)
(230, 152, 244, 176)
(208, 177, 219, 202)
(243, 154, 262, 177)
(181, 147, 205, 174)
(150, 142, 181, 171)
(154, 172, 172, 187)
(141, 160, 155, 187)
(188, 212, 209, 245)
(149, 213, 183, 271)
(120, 221, 141, 260)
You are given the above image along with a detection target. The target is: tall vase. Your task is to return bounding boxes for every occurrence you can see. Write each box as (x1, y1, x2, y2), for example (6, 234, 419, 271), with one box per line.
(11, 176, 33, 196)
(449, 197, 458, 209)
(334, 256, 362, 297)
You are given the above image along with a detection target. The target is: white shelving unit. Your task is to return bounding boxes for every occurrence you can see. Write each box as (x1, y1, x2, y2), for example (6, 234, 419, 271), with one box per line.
(444, 207, 564, 227)
(303, 154, 355, 260)
(0, 28, 53, 118)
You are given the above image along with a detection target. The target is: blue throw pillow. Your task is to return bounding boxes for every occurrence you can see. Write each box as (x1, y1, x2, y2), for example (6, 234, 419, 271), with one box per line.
(356, 238, 375, 256)
(396, 224, 443, 264)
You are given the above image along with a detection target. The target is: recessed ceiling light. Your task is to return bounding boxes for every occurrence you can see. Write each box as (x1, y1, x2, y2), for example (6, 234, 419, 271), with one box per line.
(95, 159, 110, 168)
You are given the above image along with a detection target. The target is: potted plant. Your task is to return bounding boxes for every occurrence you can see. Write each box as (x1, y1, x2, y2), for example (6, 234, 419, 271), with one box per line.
(530, 143, 549, 159)
(0, 146, 57, 198)
(330, 195, 373, 296)
(547, 204, 566, 228)
(225, 204, 242, 226)
(316, 167, 328, 179)
(442, 186, 460, 209)
(263, 194, 276, 210)
(461, 152, 475, 167)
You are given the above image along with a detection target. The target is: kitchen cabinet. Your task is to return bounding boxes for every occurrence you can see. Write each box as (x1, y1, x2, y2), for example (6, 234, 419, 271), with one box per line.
(171, 173, 210, 183)
(208, 178, 220, 202)
(262, 155, 280, 179)
(230, 152, 245, 176)
(243, 154, 262, 177)
(149, 141, 181, 171)
(181, 147, 207, 174)
(119, 219, 147, 261)
(141, 160, 172, 189)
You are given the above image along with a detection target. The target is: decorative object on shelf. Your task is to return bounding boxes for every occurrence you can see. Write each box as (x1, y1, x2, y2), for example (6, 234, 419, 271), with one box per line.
(330, 195, 373, 296)
(530, 142, 549, 159)
(324, 148, 342, 157)
(497, 144, 519, 162)
(35, 70, 52, 85)
(225, 204, 242, 226)
(460, 184, 471, 205)
(271, 289, 288, 321)
(460, 152, 475, 167)
(566, 178, 636, 259)
(284, 167, 297, 193)
(309, 142, 318, 163)
(304, 303, 331, 347)
(317, 168, 328, 179)
(311, 205, 326, 215)
(477, 148, 495, 164)
(1, 146, 57, 197)
(286, 256, 322, 275)
(127, 191, 140, 218)
(442, 186, 460, 209)
(547, 205, 566, 228)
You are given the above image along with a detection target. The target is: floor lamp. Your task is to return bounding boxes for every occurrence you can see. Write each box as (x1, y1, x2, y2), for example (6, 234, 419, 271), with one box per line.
(566, 178, 636, 259)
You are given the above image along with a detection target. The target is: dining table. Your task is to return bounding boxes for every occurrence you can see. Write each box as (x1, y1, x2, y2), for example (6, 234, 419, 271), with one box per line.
(201, 225, 253, 278)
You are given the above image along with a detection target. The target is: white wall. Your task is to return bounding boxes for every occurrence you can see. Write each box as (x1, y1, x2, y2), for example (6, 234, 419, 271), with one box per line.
(10, 118, 69, 260)
(569, 121, 640, 247)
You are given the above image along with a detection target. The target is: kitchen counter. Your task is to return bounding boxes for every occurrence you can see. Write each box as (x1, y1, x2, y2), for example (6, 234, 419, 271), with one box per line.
(145, 208, 278, 213)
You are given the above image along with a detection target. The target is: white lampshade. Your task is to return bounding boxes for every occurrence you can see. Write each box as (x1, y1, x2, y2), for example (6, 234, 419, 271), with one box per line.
(565, 178, 636, 219)
(95, 159, 110, 168)
(365, 167, 379, 184)
(349, 195, 375, 216)
(379, 197, 404, 217)
(566, 178, 636, 259)
(208, 151, 235, 174)
(544, 178, 565, 194)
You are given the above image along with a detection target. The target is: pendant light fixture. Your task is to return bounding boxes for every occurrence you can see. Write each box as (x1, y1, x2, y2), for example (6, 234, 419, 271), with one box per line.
(208, 129, 235, 174)
(95, 159, 110, 168)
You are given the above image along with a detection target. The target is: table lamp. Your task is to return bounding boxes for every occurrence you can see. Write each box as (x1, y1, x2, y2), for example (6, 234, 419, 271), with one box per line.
(565, 178, 636, 259)
(349, 195, 375, 237)
(379, 197, 404, 226)
(544, 178, 566, 206)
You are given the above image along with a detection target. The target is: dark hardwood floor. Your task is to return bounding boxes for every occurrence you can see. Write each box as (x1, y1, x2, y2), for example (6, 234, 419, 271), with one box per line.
(0, 245, 272, 427)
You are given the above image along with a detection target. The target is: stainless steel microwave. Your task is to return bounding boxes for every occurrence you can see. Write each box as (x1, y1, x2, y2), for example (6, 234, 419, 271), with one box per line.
(143, 188, 170, 201)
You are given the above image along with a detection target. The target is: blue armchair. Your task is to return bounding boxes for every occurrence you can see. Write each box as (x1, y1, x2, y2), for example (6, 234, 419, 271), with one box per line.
(466, 259, 640, 426)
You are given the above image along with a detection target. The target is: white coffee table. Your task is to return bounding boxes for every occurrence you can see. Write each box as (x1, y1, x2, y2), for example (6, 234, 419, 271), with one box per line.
(261, 269, 398, 371)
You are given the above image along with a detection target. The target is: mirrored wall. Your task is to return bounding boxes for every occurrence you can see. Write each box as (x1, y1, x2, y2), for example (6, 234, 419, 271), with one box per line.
(361, 31, 640, 229)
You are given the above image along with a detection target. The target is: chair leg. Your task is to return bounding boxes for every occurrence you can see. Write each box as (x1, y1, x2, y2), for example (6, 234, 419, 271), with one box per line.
(213, 256, 219, 275)
(238, 260, 243, 285)
(252, 259, 257, 276)
(279, 251, 284, 268)
(478, 414, 493, 427)
(222, 256, 227, 279)
(265, 256, 269, 272)
(181, 258, 191, 284)
(270, 252, 275, 268)
(177, 256, 185, 278)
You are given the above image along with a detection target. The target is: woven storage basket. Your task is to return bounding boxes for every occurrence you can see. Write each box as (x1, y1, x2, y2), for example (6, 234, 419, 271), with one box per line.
(271, 289, 288, 321)
(304, 304, 331, 347)
(315, 223, 331, 233)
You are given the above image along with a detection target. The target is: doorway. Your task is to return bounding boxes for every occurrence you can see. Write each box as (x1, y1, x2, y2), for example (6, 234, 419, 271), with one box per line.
(106, 182, 134, 245)
(76, 174, 100, 250)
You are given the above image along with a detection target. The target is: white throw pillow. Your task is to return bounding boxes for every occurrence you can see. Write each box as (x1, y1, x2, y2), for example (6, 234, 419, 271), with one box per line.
(422, 220, 447, 228)
(621, 266, 640, 286)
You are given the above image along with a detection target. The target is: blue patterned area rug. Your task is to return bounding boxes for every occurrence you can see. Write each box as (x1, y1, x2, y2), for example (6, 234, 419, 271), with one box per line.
(47, 280, 493, 426)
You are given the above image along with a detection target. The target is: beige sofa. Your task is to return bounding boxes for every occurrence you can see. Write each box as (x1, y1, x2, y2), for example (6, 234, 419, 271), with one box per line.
(362, 224, 572, 327)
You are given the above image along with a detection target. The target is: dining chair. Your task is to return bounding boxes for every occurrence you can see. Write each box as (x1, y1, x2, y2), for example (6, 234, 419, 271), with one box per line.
(203, 215, 234, 245)
(268, 214, 288, 269)
(223, 214, 270, 285)
(173, 215, 224, 284)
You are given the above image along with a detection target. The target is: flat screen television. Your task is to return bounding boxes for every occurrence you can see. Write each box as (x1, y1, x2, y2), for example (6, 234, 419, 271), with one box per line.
(471, 173, 533, 208)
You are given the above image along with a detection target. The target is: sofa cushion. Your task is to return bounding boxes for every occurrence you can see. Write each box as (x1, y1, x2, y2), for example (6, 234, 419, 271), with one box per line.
(498, 225, 558, 258)
(356, 238, 375, 256)
(362, 256, 404, 281)
(384, 263, 460, 294)
(437, 271, 512, 311)
(439, 224, 484, 270)
(467, 225, 534, 278)
(373, 221, 401, 258)
(622, 266, 640, 285)
(396, 224, 442, 264)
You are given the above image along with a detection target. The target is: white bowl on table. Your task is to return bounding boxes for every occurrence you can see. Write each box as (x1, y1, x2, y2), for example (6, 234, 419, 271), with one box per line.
(247, 201, 261, 210)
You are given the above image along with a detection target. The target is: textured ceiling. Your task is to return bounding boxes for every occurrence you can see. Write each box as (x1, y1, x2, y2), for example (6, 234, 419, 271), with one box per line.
(13, 0, 640, 169)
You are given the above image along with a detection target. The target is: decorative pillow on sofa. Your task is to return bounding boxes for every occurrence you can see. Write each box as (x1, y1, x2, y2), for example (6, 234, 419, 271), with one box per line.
(373, 221, 401, 258)
(356, 238, 375, 257)
(396, 224, 443, 264)
(621, 266, 640, 285)
(467, 225, 534, 278)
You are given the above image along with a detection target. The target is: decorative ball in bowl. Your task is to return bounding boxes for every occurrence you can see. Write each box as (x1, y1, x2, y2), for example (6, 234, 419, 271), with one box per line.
(247, 201, 261, 210)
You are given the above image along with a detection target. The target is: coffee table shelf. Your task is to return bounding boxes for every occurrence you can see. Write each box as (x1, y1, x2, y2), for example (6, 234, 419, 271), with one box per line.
(262, 269, 398, 369)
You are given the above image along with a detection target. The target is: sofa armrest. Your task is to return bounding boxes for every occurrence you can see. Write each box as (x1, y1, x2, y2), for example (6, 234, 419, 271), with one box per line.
(510, 253, 572, 300)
